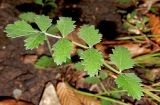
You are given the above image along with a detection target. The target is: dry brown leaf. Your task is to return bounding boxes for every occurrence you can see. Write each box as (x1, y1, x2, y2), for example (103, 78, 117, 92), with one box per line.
(96, 41, 151, 57)
(147, 13, 160, 34)
(145, 68, 160, 81)
(39, 82, 61, 105)
(57, 82, 81, 105)
(75, 92, 100, 105)
(147, 13, 160, 44)
(0, 99, 33, 105)
(36, 45, 46, 55)
(57, 82, 100, 105)
(121, 43, 151, 57)
(20, 55, 38, 64)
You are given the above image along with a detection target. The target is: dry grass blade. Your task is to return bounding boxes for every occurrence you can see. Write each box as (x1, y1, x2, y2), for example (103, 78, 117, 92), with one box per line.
(57, 82, 81, 105)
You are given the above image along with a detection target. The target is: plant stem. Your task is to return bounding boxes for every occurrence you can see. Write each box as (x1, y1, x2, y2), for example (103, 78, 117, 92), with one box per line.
(43, 32, 62, 39)
(100, 82, 109, 95)
(73, 88, 131, 105)
(72, 41, 89, 49)
(97, 89, 126, 95)
(45, 36, 53, 55)
(44, 32, 89, 49)
(142, 88, 160, 102)
(116, 34, 160, 40)
(103, 62, 120, 74)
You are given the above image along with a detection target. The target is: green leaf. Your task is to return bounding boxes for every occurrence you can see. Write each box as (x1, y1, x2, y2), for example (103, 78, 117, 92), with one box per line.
(35, 56, 56, 69)
(56, 17, 75, 37)
(19, 12, 37, 23)
(101, 99, 112, 105)
(78, 25, 102, 48)
(47, 25, 59, 35)
(110, 92, 122, 99)
(109, 46, 134, 72)
(35, 0, 43, 5)
(5, 20, 38, 38)
(24, 33, 45, 49)
(45, 0, 57, 8)
(52, 38, 73, 65)
(80, 48, 104, 76)
(35, 15, 52, 32)
(99, 71, 108, 80)
(74, 62, 84, 71)
(85, 77, 101, 84)
(115, 73, 143, 100)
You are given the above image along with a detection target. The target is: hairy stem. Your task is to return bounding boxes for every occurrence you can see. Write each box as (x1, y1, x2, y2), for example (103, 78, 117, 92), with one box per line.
(43, 32, 62, 39)
(72, 41, 89, 49)
(99, 82, 109, 95)
(45, 36, 53, 56)
(103, 62, 120, 74)
(44, 32, 89, 49)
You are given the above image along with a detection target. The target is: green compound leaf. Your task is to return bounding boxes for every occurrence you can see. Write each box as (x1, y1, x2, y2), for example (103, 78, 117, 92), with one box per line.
(56, 17, 76, 37)
(35, 15, 52, 32)
(52, 38, 73, 65)
(35, 56, 56, 69)
(19, 12, 37, 23)
(115, 73, 143, 100)
(109, 46, 135, 72)
(24, 33, 45, 49)
(78, 25, 102, 48)
(5, 20, 38, 38)
(80, 48, 104, 76)
(85, 77, 101, 84)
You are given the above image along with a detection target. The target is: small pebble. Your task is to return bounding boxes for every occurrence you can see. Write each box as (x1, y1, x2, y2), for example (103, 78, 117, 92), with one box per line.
(13, 88, 22, 100)
(2, 46, 6, 49)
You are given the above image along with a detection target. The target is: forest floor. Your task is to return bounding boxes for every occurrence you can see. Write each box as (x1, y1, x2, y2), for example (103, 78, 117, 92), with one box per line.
(0, 0, 160, 105)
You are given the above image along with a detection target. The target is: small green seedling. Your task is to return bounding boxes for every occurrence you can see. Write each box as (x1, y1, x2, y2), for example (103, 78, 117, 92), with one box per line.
(5, 14, 144, 103)
(123, 10, 149, 35)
